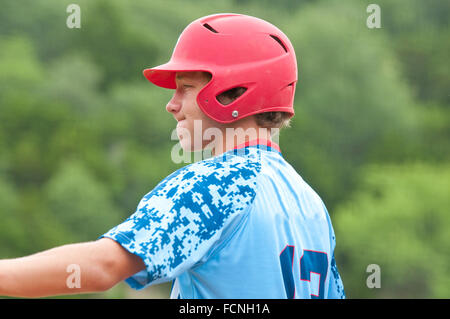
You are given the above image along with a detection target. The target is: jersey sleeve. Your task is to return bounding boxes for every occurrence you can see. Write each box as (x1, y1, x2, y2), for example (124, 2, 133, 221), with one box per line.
(100, 152, 260, 290)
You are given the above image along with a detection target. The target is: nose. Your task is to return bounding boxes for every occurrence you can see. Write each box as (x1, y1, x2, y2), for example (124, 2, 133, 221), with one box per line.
(166, 92, 182, 114)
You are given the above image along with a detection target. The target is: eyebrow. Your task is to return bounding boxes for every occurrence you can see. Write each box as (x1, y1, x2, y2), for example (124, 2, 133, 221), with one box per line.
(175, 74, 194, 81)
(175, 72, 202, 81)
(175, 76, 194, 86)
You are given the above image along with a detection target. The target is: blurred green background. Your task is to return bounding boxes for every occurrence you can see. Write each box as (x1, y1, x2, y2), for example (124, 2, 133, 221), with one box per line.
(0, 0, 448, 299)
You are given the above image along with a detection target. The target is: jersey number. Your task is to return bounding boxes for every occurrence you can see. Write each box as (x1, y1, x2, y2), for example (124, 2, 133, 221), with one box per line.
(279, 245, 328, 299)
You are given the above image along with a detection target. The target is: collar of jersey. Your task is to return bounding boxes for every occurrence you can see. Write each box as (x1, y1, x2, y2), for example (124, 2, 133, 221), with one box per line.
(232, 138, 282, 154)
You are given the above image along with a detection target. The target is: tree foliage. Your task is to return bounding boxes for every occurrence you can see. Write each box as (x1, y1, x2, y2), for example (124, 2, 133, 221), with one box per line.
(334, 163, 450, 298)
(0, 0, 448, 298)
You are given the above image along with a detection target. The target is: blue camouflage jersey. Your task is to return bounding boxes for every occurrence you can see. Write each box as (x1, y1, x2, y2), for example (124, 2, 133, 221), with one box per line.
(100, 139, 345, 299)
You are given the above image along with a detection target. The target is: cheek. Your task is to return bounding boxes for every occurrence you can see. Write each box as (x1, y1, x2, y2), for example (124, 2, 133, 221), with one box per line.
(182, 95, 208, 126)
(183, 96, 202, 118)
(180, 90, 220, 136)
(176, 118, 197, 141)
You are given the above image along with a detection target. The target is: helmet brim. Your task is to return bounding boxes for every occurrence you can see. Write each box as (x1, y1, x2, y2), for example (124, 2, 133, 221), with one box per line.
(143, 61, 212, 89)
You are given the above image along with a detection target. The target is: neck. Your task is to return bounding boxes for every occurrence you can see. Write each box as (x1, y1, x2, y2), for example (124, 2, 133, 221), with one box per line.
(211, 126, 274, 157)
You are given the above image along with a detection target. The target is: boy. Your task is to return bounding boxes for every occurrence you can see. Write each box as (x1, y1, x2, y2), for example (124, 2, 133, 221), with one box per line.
(0, 13, 344, 299)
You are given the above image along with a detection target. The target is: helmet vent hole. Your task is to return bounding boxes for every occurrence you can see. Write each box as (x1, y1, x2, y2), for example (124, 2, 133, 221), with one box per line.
(270, 35, 288, 53)
(216, 87, 247, 106)
(203, 23, 219, 33)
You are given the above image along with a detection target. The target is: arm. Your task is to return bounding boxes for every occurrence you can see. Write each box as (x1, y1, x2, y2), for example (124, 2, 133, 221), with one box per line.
(0, 238, 145, 298)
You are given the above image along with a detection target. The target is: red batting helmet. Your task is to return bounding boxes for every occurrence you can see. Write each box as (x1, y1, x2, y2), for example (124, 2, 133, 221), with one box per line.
(143, 13, 298, 123)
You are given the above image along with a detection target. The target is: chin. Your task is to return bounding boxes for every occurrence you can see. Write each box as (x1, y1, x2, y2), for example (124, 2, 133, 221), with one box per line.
(179, 139, 192, 152)
(180, 137, 210, 153)
(178, 136, 195, 152)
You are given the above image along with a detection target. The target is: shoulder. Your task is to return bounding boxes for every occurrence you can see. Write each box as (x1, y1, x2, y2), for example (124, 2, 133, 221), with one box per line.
(147, 148, 261, 197)
(139, 148, 262, 214)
